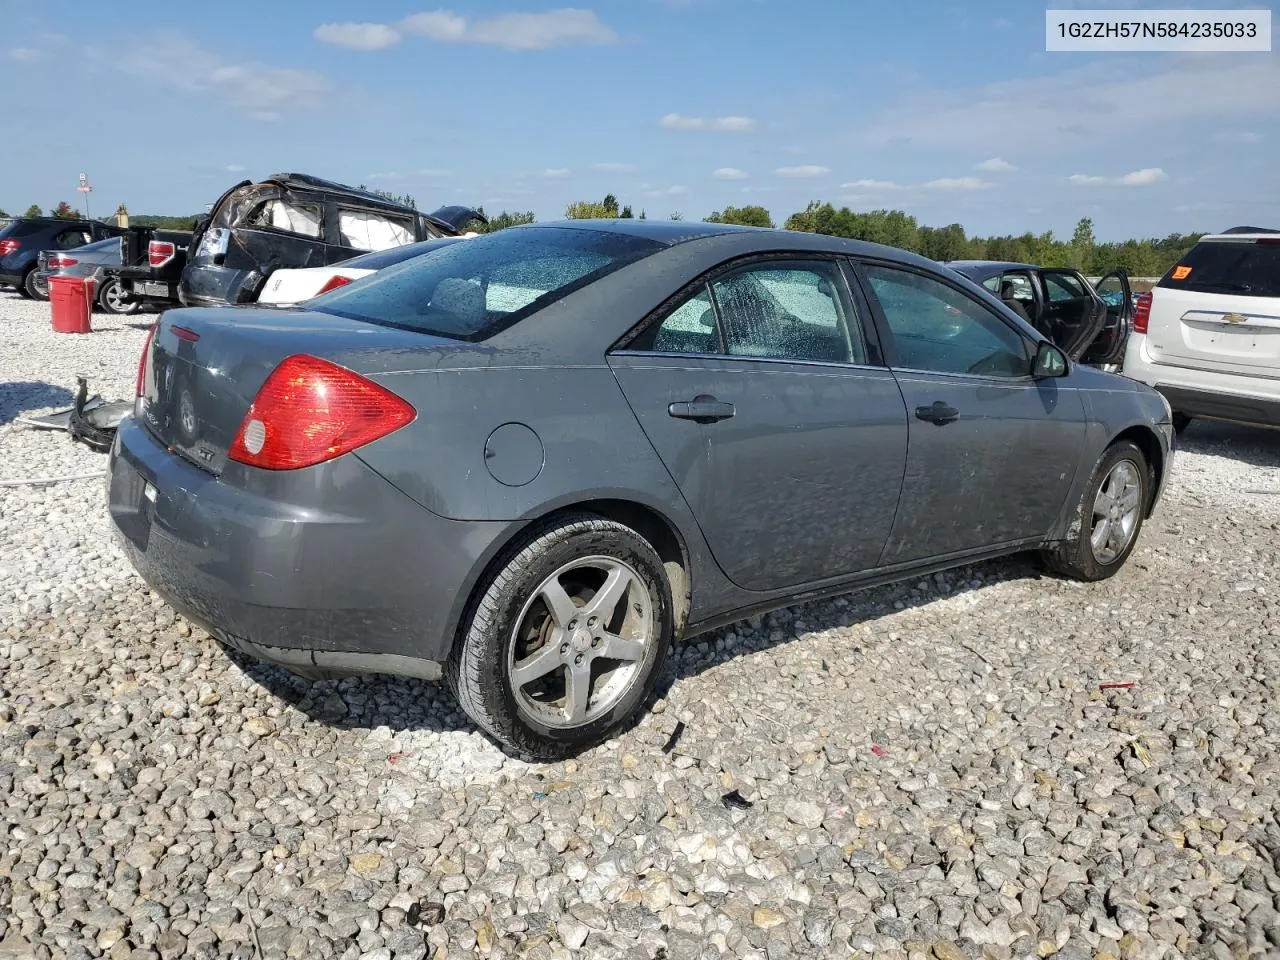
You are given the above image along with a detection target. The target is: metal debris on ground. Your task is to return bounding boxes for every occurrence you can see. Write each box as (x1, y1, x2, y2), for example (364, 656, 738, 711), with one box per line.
(662, 720, 686, 754)
(15, 377, 131, 453)
(721, 789, 754, 810)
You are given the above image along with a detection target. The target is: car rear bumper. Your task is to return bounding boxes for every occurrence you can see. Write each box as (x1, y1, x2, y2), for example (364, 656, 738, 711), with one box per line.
(107, 416, 511, 678)
(1124, 334, 1280, 428)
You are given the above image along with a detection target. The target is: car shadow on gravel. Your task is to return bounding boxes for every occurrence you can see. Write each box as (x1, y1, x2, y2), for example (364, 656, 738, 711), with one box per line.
(0, 381, 75, 425)
(1177, 419, 1280, 470)
(223, 552, 1046, 750)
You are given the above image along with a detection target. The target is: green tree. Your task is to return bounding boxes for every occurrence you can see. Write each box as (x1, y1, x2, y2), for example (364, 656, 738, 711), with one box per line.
(669, 211, 684, 221)
(1070, 217, 1095, 272)
(0, 208, 7, 218)
(565, 193, 627, 219)
(23, 203, 43, 218)
(472, 208, 535, 233)
(52, 201, 80, 219)
(357, 184, 416, 209)
(705, 205, 774, 228)
(619, 205, 634, 219)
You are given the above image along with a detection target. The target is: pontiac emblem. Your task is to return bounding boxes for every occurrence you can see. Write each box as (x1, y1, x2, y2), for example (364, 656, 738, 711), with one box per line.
(1223, 313, 1248, 325)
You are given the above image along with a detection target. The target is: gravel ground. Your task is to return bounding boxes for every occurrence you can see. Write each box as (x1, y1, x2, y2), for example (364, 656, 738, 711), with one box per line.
(3, 286, 1280, 960)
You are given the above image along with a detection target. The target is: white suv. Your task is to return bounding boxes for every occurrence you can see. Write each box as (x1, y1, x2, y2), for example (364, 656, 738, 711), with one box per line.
(1124, 228, 1280, 434)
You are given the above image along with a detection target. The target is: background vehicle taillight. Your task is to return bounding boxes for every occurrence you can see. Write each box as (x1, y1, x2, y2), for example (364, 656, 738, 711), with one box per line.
(315, 274, 353, 295)
(135, 324, 157, 398)
(0, 239, 20, 256)
(49, 254, 79, 268)
(149, 240, 176, 267)
(228, 355, 415, 470)
(1133, 291, 1152, 334)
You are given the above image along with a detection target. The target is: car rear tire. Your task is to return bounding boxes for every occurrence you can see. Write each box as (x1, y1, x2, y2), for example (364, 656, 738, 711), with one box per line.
(448, 513, 674, 761)
(17, 269, 35, 298)
(24, 267, 47, 300)
(97, 278, 139, 315)
(1040, 440, 1150, 582)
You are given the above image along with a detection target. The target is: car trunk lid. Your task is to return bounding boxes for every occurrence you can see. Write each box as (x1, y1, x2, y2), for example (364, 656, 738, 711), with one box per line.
(138, 306, 452, 476)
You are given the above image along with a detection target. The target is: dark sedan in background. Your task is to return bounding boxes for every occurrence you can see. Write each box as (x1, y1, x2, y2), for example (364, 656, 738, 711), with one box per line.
(109, 221, 1172, 759)
(0, 216, 122, 299)
(946, 260, 1133, 369)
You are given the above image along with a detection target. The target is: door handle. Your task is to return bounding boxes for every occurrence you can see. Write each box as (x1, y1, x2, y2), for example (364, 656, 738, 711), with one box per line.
(915, 401, 960, 425)
(668, 395, 736, 423)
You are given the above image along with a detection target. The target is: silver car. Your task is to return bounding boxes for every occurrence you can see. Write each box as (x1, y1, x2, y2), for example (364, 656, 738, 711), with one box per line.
(37, 237, 138, 315)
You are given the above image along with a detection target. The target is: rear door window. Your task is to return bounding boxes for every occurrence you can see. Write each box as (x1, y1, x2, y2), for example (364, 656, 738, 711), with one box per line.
(55, 228, 92, 249)
(338, 208, 415, 252)
(1159, 240, 1280, 298)
(0, 220, 47, 239)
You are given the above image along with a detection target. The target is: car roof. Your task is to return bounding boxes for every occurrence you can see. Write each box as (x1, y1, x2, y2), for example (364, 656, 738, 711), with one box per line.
(1198, 232, 1280, 242)
(945, 260, 1039, 275)
(524, 219, 950, 269)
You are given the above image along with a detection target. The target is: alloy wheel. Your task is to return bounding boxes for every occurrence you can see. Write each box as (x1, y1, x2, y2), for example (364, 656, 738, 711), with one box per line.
(1090, 459, 1142, 564)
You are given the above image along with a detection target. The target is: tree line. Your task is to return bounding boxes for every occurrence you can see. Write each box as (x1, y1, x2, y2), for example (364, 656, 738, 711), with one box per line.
(472, 195, 1204, 277)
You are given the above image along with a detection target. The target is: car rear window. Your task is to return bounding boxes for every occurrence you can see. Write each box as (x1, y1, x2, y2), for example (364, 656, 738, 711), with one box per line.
(1159, 240, 1280, 298)
(312, 227, 663, 340)
(0, 220, 48, 239)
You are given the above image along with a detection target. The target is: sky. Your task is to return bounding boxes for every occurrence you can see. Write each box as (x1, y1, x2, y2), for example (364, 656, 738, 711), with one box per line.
(1, 0, 1276, 241)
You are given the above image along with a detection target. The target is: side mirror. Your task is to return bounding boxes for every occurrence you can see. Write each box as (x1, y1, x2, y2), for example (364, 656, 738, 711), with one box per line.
(1032, 341, 1069, 378)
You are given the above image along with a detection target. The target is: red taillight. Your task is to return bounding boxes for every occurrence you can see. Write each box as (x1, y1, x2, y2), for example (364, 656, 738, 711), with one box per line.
(1133, 291, 1152, 334)
(0, 239, 20, 256)
(49, 254, 79, 268)
(136, 324, 157, 398)
(149, 240, 176, 267)
(315, 274, 353, 296)
(228, 355, 415, 471)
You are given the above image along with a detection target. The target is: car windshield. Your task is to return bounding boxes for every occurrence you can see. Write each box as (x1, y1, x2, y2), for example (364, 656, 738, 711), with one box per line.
(340, 237, 465, 271)
(312, 227, 663, 340)
(1159, 240, 1280, 298)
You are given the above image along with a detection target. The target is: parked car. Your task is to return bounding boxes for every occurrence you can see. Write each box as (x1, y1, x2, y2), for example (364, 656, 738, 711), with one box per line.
(37, 228, 194, 314)
(257, 235, 471, 305)
(1123, 227, 1280, 433)
(945, 261, 1132, 369)
(180, 173, 485, 307)
(109, 220, 1173, 759)
(105, 228, 196, 312)
(0, 217, 123, 299)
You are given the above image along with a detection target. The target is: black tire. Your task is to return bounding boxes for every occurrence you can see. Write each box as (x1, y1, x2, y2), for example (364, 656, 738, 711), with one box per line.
(23, 267, 47, 300)
(448, 513, 674, 761)
(1172, 413, 1192, 436)
(1041, 440, 1150, 582)
(97, 278, 139, 315)
(16, 268, 35, 298)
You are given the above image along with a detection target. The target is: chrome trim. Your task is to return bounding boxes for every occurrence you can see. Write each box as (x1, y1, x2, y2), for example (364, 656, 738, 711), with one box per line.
(612, 349, 890, 373)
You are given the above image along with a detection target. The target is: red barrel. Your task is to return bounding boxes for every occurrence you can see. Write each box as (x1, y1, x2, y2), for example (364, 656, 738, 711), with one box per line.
(50, 276, 94, 334)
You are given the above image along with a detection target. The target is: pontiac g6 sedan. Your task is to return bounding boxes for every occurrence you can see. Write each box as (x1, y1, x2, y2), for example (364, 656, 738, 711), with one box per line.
(108, 220, 1174, 759)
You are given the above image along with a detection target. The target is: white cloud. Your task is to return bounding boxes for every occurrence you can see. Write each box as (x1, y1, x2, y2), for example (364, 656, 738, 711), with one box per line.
(841, 178, 905, 190)
(711, 115, 756, 133)
(593, 162, 637, 173)
(1121, 167, 1167, 185)
(647, 185, 687, 197)
(542, 168, 571, 178)
(776, 165, 831, 179)
(103, 31, 329, 119)
(8, 47, 44, 62)
(976, 157, 1016, 172)
(860, 55, 1280, 153)
(661, 113, 756, 132)
(399, 8, 616, 50)
(226, 164, 247, 173)
(400, 11, 468, 41)
(314, 22, 401, 50)
(713, 167, 749, 180)
(924, 177, 991, 190)
(1068, 167, 1168, 187)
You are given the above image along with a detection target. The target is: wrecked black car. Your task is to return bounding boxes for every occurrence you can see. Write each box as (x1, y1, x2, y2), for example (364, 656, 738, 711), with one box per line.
(179, 173, 485, 307)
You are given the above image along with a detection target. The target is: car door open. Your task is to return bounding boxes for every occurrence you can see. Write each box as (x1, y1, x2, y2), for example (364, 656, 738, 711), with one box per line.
(1082, 268, 1133, 367)
(608, 258, 909, 592)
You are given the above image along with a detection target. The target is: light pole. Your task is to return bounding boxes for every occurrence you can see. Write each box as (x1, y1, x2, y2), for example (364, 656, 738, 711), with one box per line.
(77, 172, 93, 221)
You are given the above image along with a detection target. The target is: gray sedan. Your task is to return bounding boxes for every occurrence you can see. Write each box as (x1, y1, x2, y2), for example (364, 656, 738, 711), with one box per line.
(37, 237, 138, 315)
(108, 220, 1174, 759)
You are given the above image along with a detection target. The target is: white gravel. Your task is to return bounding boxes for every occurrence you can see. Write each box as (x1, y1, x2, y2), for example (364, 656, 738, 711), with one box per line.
(3, 285, 1280, 960)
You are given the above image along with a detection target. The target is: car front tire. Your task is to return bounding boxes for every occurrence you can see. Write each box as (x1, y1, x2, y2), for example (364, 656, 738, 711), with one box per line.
(98, 278, 139, 315)
(1041, 440, 1150, 582)
(449, 514, 674, 761)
